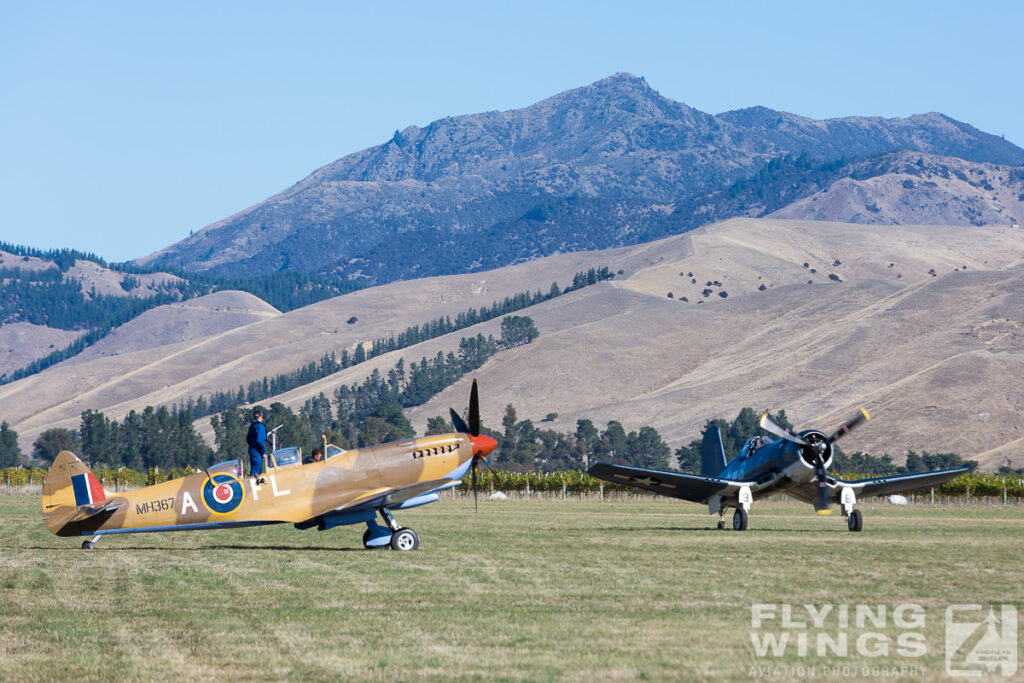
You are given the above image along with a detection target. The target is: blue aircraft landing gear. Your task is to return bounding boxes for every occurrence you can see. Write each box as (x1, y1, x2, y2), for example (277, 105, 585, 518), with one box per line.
(732, 508, 748, 531)
(841, 487, 862, 532)
(846, 509, 863, 532)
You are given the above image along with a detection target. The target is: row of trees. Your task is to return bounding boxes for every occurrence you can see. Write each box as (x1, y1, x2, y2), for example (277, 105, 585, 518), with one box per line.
(76, 407, 213, 470)
(493, 405, 672, 473)
(178, 276, 553, 419)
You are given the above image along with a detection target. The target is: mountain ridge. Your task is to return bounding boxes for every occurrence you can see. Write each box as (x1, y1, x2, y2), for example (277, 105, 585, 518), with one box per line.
(135, 73, 1024, 283)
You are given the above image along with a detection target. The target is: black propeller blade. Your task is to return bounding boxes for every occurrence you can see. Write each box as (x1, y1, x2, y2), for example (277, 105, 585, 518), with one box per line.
(468, 378, 480, 437)
(813, 454, 831, 514)
(449, 408, 470, 435)
(759, 413, 809, 446)
(472, 460, 478, 513)
(448, 378, 493, 513)
(827, 408, 870, 444)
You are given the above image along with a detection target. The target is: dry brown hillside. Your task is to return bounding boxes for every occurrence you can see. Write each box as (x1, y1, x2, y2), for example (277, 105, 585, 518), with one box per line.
(0, 249, 638, 451)
(0, 323, 83, 378)
(68, 290, 281, 363)
(3, 218, 1023, 469)
(405, 219, 1024, 470)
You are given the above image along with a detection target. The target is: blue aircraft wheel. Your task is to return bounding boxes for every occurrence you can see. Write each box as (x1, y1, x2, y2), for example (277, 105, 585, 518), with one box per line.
(390, 527, 419, 551)
(847, 509, 863, 532)
(732, 508, 748, 531)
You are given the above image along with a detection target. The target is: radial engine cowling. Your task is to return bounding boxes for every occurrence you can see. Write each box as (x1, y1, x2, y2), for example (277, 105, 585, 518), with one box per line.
(797, 430, 834, 469)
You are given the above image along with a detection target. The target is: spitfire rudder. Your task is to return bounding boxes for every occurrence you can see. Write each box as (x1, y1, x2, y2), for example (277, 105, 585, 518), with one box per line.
(42, 450, 109, 533)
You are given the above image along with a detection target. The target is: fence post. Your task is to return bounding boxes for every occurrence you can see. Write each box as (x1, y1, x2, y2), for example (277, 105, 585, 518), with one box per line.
(525, 479, 530, 497)
(1003, 488, 1007, 505)
(965, 487, 970, 504)
(930, 487, 934, 505)
(599, 482, 604, 500)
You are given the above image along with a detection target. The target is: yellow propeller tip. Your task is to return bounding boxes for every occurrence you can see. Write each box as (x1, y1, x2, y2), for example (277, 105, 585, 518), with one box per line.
(861, 407, 870, 421)
(817, 509, 833, 516)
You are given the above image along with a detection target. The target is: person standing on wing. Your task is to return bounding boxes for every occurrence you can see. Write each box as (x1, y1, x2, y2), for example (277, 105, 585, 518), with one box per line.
(247, 409, 268, 485)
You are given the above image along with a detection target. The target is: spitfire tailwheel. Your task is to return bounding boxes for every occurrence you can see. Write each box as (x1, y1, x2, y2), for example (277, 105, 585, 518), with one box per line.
(847, 509, 863, 532)
(732, 508, 748, 531)
(390, 527, 419, 551)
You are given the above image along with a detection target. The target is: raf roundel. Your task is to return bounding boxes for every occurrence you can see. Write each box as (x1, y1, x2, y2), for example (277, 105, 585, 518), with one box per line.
(201, 472, 246, 515)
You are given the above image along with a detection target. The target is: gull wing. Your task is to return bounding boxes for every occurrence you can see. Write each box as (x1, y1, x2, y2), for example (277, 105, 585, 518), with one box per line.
(588, 463, 746, 504)
(833, 466, 974, 499)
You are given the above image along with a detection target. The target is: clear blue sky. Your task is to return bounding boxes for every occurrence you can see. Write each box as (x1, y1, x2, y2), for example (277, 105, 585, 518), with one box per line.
(2, 1, 1021, 263)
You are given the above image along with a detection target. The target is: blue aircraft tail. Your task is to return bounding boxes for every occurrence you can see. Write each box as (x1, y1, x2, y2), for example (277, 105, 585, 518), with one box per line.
(700, 425, 727, 475)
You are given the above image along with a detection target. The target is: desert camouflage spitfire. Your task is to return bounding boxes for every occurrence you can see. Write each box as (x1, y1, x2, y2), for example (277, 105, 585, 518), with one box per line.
(42, 381, 497, 551)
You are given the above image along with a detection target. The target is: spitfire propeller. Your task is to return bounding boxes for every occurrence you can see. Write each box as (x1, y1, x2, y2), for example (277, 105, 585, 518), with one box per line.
(759, 408, 871, 514)
(450, 379, 498, 512)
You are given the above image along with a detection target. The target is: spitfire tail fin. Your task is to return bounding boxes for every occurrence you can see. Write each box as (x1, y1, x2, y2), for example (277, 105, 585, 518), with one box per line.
(42, 450, 108, 532)
(700, 425, 728, 475)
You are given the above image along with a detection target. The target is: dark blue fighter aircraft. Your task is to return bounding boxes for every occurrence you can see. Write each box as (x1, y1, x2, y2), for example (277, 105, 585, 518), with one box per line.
(588, 409, 973, 532)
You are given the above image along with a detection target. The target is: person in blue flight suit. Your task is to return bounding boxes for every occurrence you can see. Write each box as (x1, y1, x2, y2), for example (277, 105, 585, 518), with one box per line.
(247, 409, 268, 484)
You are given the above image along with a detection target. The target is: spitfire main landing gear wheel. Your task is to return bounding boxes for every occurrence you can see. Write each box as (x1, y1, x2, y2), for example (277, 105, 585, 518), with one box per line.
(377, 506, 419, 550)
(717, 520, 725, 530)
(733, 508, 748, 531)
(847, 509, 863, 532)
(81, 540, 94, 550)
(390, 527, 419, 551)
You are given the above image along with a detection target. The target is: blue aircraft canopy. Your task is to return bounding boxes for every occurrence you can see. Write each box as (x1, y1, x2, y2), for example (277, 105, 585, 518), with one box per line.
(737, 436, 771, 460)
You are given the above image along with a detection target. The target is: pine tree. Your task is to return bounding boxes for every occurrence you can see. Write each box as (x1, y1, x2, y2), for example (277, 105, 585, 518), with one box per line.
(0, 421, 23, 467)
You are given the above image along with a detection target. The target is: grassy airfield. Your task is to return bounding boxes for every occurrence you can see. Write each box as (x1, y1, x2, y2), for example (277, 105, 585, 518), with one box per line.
(1, 494, 1021, 681)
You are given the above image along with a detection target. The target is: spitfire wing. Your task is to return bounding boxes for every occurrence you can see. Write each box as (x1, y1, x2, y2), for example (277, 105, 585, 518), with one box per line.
(588, 463, 744, 504)
(834, 466, 973, 499)
(331, 477, 459, 515)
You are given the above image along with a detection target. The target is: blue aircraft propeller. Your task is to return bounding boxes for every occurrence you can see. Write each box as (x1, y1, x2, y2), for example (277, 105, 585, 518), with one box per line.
(759, 409, 871, 514)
